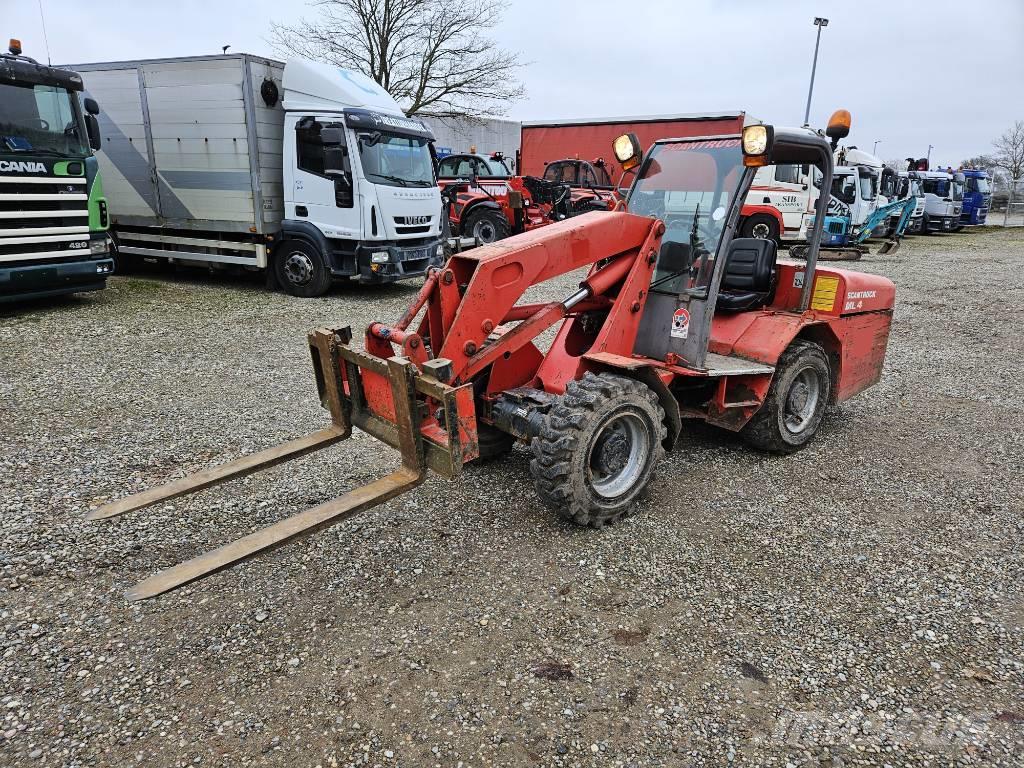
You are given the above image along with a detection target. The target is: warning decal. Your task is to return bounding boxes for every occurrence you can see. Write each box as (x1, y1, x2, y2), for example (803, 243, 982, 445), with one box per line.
(671, 307, 690, 339)
(811, 276, 840, 312)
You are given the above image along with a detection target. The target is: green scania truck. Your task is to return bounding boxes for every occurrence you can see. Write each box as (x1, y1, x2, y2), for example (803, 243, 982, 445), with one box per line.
(1, 39, 113, 304)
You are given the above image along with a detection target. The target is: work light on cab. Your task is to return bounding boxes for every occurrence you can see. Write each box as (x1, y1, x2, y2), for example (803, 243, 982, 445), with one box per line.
(613, 133, 642, 170)
(742, 124, 773, 166)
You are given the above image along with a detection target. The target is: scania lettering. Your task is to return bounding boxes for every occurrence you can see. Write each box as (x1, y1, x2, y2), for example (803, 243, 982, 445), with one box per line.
(0, 39, 113, 304)
(71, 55, 444, 297)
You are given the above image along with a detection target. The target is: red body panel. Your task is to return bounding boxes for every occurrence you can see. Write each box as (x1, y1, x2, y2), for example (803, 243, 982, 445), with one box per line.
(344, 210, 895, 457)
(709, 260, 895, 405)
(519, 115, 747, 177)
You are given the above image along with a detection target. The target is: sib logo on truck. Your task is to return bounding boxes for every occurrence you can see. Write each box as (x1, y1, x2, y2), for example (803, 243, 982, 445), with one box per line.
(0, 161, 47, 173)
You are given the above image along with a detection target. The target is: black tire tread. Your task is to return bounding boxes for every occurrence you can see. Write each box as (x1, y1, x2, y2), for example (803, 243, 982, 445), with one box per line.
(275, 240, 332, 298)
(529, 372, 666, 528)
(742, 340, 830, 454)
(464, 208, 512, 243)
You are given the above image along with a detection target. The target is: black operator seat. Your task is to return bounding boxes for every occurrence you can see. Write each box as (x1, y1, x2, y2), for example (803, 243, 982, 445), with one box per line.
(716, 237, 778, 312)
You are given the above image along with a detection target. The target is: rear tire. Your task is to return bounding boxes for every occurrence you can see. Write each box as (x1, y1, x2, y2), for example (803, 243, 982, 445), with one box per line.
(530, 373, 666, 527)
(743, 340, 831, 454)
(274, 240, 332, 298)
(464, 208, 511, 244)
(741, 214, 780, 242)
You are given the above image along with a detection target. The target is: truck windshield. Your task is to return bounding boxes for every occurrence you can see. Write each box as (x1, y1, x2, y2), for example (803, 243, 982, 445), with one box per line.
(357, 132, 434, 187)
(857, 168, 877, 201)
(0, 81, 88, 157)
(626, 138, 743, 296)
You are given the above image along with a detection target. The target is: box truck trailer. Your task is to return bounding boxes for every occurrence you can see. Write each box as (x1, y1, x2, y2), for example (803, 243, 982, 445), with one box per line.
(1, 39, 113, 303)
(70, 54, 444, 297)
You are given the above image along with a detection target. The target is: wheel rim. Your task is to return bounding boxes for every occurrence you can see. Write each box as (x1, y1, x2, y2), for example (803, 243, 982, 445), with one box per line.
(588, 412, 651, 499)
(751, 221, 772, 239)
(473, 219, 498, 243)
(783, 367, 822, 434)
(282, 251, 314, 286)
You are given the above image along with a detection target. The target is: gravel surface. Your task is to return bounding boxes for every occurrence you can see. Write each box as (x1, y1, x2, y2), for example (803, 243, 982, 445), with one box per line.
(2, 227, 1023, 767)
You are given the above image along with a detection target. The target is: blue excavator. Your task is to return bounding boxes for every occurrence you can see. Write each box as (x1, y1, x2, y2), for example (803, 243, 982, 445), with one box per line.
(789, 195, 918, 261)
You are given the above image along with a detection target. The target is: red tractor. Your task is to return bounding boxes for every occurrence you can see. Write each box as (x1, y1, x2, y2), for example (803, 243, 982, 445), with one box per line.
(438, 151, 616, 244)
(91, 111, 894, 602)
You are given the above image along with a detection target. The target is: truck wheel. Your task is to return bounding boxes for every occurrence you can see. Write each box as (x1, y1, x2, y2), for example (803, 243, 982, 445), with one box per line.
(464, 208, 511, 244)
(530, 373, 666, 528)
(743, 340, 831, 454)
(275, 241, 332, 298)
(741, 214, 779, 241)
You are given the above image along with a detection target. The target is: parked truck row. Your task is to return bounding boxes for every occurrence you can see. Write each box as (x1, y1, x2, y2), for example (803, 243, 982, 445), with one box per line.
(0, 45, 994, 304)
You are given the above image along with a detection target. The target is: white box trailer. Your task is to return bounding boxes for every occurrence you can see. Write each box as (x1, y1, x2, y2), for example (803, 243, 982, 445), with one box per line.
(70, 54, 445, 296)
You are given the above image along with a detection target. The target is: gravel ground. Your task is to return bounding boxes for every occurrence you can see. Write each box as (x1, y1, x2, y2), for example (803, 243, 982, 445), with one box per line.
(2, 227, 1023, 767)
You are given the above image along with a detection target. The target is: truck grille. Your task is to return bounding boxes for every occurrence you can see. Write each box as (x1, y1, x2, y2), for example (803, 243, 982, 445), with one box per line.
(393, 215, 433, 235)
(0, 175, 90, 260)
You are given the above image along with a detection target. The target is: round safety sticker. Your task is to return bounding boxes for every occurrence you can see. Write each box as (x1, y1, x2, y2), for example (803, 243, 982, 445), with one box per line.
(671, 308, 690, 339)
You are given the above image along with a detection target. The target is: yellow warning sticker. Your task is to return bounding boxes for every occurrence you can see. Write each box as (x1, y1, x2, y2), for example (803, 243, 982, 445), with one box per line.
(811, 276, 840, 312)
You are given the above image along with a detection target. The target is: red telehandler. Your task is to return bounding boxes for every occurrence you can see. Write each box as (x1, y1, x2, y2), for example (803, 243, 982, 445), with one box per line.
(91, 111, 895, 601)
(437, 151, 615, 244)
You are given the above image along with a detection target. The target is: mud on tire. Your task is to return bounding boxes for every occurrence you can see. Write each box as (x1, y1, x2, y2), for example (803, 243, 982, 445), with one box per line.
(742, 340, 831, 453)
(529, 372, 667, 528)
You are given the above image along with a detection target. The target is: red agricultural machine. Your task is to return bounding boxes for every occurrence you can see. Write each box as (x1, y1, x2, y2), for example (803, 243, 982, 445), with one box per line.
(92, 111, 895, 601)
(437, 151, 615, 244)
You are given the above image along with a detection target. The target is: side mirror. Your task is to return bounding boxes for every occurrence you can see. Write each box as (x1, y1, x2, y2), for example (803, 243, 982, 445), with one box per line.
(324, 147, 350, 179)
(83, 97, 100, 115)
(85, 114, 101, 151)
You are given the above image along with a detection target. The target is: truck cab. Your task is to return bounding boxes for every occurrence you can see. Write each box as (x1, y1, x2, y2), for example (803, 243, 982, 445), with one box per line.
(893, 172, 926, 234)
(919, 170, 964, 233)
(280, 61, 444, 292)
(837, 147, 883, 234)
(0, 40, 112, 303)
(958, 168, 990, 226)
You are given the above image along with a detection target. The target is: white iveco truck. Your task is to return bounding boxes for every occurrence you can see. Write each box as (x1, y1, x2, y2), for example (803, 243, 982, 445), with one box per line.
(72, 55, 444, 296)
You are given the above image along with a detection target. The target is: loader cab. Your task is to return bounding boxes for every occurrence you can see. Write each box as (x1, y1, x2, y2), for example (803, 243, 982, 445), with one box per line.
(543, 159, 614, 189)
(616, 117, 840, 368)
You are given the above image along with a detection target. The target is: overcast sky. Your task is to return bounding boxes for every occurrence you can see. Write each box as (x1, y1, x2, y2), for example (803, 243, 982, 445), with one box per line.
(7, 0, 1023, 166)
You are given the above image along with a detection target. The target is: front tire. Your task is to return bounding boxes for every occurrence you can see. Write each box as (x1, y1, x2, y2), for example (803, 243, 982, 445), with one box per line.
(530, 373, 666, 527)
(741, 214, 780, 242)
(464, 208, 511, 244)
(743, 340, 831, 453)
(274, 241, 332, 298)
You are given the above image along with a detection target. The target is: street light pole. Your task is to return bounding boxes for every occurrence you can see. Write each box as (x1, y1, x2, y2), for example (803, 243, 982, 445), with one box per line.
(803, 17, 829, 127)
(873, 140, 882, 155)
(927, 144, 934, 167)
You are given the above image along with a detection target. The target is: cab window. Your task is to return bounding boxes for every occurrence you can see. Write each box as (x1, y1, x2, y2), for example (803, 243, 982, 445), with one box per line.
(774, 164, 802, 184)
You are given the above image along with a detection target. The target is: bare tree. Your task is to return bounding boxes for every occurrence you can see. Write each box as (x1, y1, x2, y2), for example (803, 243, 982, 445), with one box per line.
(269, 0, 525, 119)
(960, 153, 997, 169)
(993, 121, 1024, 181)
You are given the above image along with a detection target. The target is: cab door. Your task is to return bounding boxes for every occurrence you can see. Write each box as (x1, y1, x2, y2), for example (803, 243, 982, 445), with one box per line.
(285, 114, 361, 240)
